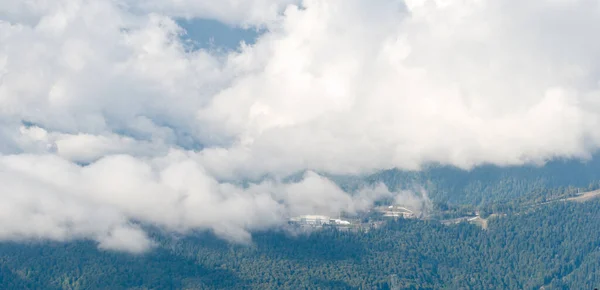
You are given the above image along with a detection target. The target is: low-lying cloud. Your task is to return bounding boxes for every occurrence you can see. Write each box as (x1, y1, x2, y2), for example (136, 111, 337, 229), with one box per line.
(1, 0, 600, 251)
(0, 152, 405, 251)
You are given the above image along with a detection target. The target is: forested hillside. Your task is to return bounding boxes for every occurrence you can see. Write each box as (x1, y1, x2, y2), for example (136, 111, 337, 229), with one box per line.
(1, 199, 599, 289)
(361, 157, 600, 205)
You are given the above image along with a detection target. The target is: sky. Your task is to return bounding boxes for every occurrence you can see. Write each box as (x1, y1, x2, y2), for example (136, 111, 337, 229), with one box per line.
(1, 0, 600, 252)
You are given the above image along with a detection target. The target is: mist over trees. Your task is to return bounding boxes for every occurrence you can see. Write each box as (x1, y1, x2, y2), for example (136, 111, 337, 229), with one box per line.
(1, 189, 599, 289)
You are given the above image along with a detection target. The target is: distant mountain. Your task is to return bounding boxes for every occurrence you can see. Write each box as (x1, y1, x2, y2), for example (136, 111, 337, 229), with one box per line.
(361, 155, 600, 205)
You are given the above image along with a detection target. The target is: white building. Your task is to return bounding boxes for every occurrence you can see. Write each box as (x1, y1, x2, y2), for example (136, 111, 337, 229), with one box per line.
(378, 205, 416, 219)
(332, 219, 351, 225)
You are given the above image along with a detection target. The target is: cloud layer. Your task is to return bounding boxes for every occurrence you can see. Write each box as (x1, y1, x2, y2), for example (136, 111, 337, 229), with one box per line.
(1, 0, 600, 251)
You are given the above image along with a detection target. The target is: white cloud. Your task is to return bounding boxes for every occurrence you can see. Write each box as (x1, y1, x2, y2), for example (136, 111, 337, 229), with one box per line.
(0, 152, 394, 252)
(1, 0, 600, 251)
(197, 0, 600, 178)
(97, 225, 154, 254)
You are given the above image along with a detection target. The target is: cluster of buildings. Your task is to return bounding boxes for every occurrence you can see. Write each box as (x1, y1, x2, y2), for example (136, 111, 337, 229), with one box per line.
(288, 215, 352, 227)
(288, 204, 418, 229)
(285, 204, 422, 232)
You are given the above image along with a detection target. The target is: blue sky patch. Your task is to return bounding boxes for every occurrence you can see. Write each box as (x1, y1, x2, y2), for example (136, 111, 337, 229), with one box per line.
(176, 18, 263, 51)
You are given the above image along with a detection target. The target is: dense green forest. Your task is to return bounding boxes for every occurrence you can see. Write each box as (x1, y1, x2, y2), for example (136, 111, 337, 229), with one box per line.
(3, 161, 600, 289)
(1, 198, 599, 289)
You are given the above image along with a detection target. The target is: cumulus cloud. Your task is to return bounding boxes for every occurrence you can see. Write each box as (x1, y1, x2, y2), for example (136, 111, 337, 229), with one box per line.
(0, 153, 394, 252)
(197, 0, 600, 178)
(1, 0, 600, 251)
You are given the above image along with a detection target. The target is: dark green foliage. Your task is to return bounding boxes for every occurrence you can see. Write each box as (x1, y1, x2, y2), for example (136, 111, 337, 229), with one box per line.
(1, 200, 599, 289)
